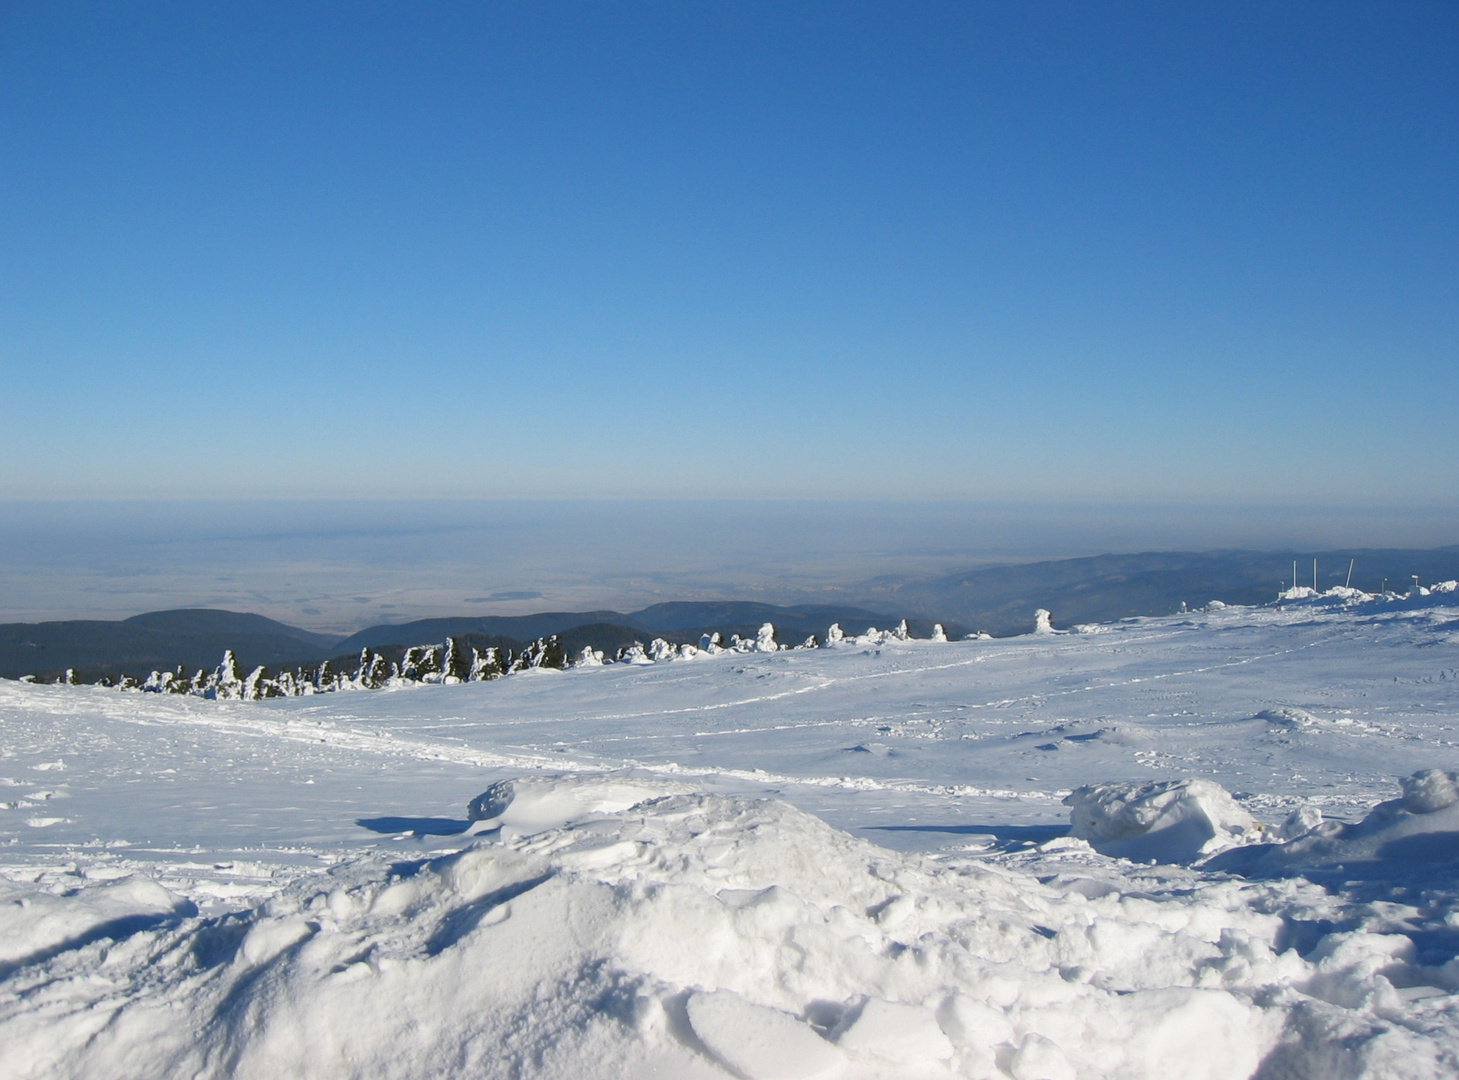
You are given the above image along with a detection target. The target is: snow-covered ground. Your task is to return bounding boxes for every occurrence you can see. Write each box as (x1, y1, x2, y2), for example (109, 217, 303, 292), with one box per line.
(3, 589, 1459, 1078)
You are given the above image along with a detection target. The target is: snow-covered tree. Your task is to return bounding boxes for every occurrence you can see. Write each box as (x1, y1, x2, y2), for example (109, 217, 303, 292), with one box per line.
(930, 624, 948, 642)
(442, 637, 470, 684)
(242, 666, 267, 700)
(755, 623, 778, 652)
(826, 623, 845, 645)
(401, 645, 441, 682)
(576, 646, 605, 667)
(470, 646, 504, 681)
(1034, 609, 1054, 634)
(699, 632, 723, 653)
(213, 651, 244, 699)
(892, 620, 910, 641)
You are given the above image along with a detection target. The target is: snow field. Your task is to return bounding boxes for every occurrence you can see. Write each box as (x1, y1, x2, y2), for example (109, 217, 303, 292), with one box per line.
(2, 586, 1459, 1076)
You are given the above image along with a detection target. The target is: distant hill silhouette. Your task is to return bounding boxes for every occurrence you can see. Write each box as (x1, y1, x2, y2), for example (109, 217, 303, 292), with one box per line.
(0, 609, 344, 682)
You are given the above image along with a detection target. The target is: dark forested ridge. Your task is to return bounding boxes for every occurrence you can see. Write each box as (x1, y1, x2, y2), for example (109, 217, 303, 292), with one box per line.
(0, 609, 345, 682)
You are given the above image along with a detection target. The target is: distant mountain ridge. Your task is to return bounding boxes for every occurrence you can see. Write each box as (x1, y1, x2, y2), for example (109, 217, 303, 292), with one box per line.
(0, 609, 344, 682)
(851, 547, 1459, 636)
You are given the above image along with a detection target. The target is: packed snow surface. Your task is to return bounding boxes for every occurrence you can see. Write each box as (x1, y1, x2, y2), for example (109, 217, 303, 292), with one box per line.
(3, 588, 1459, 1077)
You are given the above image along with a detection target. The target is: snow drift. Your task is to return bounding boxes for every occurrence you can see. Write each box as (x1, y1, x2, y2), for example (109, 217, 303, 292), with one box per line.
(7, 775, 1459, 1079)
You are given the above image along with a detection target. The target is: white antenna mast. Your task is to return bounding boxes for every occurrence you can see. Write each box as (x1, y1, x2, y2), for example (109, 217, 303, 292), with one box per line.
(1345, 559, 1354, 589)
(1313, 558, 1318, 592)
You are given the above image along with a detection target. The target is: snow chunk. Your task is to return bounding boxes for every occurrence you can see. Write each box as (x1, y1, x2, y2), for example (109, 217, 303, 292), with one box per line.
(467, 774, 694, 832)
(833, 997, 953, 1064)
(1396, 768, 1459, 814)
(687, 989, 843, 1080)
(1064, 778, 1259, 863)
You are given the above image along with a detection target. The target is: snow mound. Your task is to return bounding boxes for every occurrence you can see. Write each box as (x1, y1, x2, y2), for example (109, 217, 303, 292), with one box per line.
(2, 786, 1315, 1080)
(1063, 778, 1260, 863)
(1211, 769, 1459, 883)
(1256, 706, 1322, 729)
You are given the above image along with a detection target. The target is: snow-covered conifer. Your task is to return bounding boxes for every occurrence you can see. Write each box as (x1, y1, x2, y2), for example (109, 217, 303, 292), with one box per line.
(1034, 609, 1054, 634)
(243, 666, 267, 701)
(755, 623, 778, 652)
(826, 623, 844, 645)
(699, 632, 723, 653)
(892, 620, 910, 641)
(470, 647, 504, 681)
(799, 635, 819, 649)
(531, 636, 568, 670)
(214, 651, 244, 699)
(442, 637, 470, 684)
(576, 646, 604, 667)
(930, 624, 948, 642)
(648, 638, 675, 662)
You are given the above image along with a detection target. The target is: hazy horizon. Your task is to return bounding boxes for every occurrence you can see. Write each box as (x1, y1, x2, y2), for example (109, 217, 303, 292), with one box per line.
(2, 497, 1454, 632)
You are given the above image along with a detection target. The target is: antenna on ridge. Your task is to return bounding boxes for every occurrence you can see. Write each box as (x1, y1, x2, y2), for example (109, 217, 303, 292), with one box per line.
(1346, 559, 1354, 589)
(1313, 558, 1318, 592)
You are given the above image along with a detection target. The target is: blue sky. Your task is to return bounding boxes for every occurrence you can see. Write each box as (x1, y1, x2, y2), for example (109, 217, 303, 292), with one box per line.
(2, 2, 1455, 503)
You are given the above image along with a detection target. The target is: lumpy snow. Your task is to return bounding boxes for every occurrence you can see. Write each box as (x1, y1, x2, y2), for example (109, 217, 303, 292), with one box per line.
(3, 587, 1459, 1077)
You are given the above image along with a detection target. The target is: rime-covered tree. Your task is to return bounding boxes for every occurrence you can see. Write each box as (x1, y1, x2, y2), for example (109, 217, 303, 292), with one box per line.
(470, 646, 504, 681)
(443, 637, 470, 683)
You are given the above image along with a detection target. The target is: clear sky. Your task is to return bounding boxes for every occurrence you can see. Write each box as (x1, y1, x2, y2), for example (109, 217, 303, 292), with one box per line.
(2, 2, 1455, 504)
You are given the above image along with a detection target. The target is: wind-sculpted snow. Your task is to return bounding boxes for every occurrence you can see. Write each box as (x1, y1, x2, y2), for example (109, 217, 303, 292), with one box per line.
(0, 783, 1389, 1080)
(3, 588, 1459, 1076)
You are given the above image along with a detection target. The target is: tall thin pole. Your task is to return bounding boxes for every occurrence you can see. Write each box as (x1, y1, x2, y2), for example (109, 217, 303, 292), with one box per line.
(1313, 558, 1318, 592)
(1293, 560, 1298, 594)
(1346, 559, 1354, 589)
